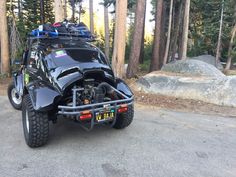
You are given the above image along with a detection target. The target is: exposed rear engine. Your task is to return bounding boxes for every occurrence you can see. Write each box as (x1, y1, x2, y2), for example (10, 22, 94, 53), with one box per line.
(65, 79, 118, 107)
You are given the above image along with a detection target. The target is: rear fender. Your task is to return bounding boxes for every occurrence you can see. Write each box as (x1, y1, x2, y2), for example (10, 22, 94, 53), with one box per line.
(116, 78, 133, 98)
(27, 82, 61, 111)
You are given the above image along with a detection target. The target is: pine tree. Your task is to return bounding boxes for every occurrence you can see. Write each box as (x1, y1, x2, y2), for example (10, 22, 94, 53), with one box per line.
(163, 0, 173, 64)
(22, 0, 41, 30)
(0, 0, 10, 74)
(22, 0, 54, 31)
(150, 0, 164, 71)
(126, 0, 147, 78)
(179, 0, 190, 60)
(44, 0, 55, 23)
(112, 0, 128, 78)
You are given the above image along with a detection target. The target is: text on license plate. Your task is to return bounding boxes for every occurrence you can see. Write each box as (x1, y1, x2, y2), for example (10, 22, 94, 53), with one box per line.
(96, 110, 115, 122)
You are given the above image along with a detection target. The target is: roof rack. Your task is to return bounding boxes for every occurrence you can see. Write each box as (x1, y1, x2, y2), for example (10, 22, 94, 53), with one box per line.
(29, 33, 95, 41)
(28, 22, 96, 42)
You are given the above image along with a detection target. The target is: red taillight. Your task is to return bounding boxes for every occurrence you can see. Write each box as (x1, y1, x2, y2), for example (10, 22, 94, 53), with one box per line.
(80, 112, 92, 120)
(118, 106, 128, 113)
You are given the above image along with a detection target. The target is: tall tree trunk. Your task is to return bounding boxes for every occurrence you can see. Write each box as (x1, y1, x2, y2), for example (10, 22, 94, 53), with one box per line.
(225, 2, 236, 71)
(178, 14, 184, 60)
(18, 0, 22, 18)
(89, 0, 94, 34)
(71, 0, 75, 22)
(149, 0, 164, 72)
(112, 0, 128, 78)
(139, 1, 147, 64)
(33, 0, 38, 24)
(64, 0, 67, 19)
(127, 0, 147, 78)
(78, 3, 82, 23)
(0, 27, 2, 73)
(169, 1, 183, 62)
(179, 0, 190, 60)
(215, 0, 224, 65)
(225, 24, 236, 71)
(40, 0, 45, 24)
(163, 0, 173, 65)
(104, 6, 110, 58)
(111, 18, 116, 54)
(159, 1, 167, 68)
(139, 26, 145, 64)
(0, 0, 10, 74)
(54, 0, 64, 22)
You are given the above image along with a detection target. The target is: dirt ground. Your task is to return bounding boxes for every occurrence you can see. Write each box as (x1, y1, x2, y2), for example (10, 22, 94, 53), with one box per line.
(133, 90, 236, 117)
(1, 77, 236, 117)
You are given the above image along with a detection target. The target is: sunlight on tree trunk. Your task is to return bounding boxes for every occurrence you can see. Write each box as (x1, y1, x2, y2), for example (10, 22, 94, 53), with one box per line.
(179, 0, 190, 60)
(0, 0, 10, 74)
(150, 0, 163, 72)
(104, 6, 110, 58)
(112, 0, 128, 78)
(163, 0, 173, 65)
(89, 0, 94, 34)
(216, 0, 224, 65)
(54, 0, 64, 22)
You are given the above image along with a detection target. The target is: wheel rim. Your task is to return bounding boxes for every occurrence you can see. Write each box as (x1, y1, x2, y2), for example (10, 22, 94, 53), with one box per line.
(25, 110, 29, 133)
(11, 88, 22, 105)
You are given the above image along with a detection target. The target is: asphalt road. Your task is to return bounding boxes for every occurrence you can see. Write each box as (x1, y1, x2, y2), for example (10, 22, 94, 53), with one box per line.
(0, 96, 236, 177)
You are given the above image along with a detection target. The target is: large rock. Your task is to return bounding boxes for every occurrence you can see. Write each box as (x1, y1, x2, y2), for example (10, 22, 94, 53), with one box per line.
(161, 59, 225, 78)
(136, 72, 236, 107)
(188, 55, 224, 70)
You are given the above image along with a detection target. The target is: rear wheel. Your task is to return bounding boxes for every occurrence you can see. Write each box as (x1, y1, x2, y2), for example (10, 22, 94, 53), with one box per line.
(22, 95, 49, 148)
(113, 104, 134, 129)
(8, 82, 22, 110)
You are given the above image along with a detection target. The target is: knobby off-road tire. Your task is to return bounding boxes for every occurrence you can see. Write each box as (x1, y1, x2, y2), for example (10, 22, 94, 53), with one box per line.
(22, 95, 49, 148)
(8, 82, 22, 110)
(113, 104, 134, 129)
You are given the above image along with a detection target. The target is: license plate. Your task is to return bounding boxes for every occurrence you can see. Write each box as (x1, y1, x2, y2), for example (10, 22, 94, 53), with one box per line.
(96, 110, 115, 122)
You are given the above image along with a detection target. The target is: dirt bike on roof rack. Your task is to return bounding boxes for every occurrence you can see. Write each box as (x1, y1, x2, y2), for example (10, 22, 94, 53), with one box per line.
(7, 24, 134, 148)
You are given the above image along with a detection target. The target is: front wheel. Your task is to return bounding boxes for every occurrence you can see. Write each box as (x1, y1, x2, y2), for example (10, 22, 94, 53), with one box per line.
(22, 95, 49, 148)
(113, 104, 134, 129)
(8, 82, 22, 110)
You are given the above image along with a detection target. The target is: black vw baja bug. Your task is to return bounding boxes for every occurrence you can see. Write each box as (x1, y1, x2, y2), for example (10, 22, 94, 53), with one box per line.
(8, 35, 134, 148)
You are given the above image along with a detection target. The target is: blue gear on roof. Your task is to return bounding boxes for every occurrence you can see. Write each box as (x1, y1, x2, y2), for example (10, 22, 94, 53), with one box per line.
(30, 21, 95, 41)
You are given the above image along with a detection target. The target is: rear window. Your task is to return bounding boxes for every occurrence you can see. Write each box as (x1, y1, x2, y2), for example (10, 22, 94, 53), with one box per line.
(44, 49, 108, 69)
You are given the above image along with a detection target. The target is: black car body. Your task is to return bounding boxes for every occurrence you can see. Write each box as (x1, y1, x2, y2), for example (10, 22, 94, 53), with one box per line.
(8, 36, 134, 147)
